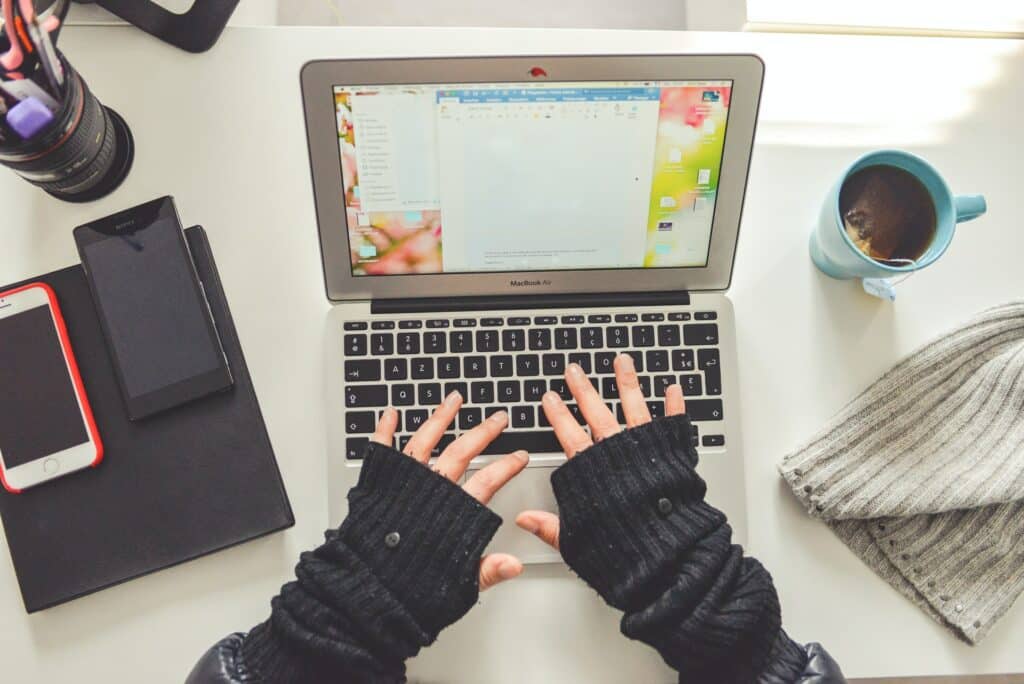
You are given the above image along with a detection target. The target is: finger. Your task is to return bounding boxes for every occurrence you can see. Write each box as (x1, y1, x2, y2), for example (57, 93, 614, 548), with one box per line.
(542, 391, 592, 458)
(565, 363, 620, 441)
(515, 510, 561, 551)
(665, 383, 686, 416)
(403, 390, 462, 462)
(435, 410, 509, 481)
(370, 407, 399, 448)
(463, 450, 530, 504)
(615, 353, 651, 427)
(479, 553, 523, 591)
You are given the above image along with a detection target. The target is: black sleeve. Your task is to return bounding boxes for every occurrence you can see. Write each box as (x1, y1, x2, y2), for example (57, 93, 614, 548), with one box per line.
(235, 443, 501, 683)
(551, 415, 811, 683)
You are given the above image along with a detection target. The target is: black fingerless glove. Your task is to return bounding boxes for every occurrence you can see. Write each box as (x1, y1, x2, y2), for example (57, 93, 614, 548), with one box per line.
(551, 415, 806, 683)
(241, 443, 501, 683)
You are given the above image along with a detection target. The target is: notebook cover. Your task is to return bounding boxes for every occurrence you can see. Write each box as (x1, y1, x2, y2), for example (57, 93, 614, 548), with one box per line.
(0, 226, 294, 612)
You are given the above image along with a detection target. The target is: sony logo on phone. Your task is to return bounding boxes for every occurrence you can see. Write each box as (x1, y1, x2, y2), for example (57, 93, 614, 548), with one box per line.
(114, 220, 135, 231)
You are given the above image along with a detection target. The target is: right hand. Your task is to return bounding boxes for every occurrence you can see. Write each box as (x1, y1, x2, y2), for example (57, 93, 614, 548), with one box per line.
(515, 353, 686, 550)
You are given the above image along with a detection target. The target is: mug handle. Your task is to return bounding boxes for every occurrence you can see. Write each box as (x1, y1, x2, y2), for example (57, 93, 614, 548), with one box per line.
(955, 195, 987, 223)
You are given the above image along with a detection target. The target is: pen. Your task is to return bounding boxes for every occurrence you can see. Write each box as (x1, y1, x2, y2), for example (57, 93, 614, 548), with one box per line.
(17, 0, 63, 92)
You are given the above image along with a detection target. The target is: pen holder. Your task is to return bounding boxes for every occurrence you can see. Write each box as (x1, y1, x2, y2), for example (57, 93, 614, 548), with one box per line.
(0, 52, 133, 203)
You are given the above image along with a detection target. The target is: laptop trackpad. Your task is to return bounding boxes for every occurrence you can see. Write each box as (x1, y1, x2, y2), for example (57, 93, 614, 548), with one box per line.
(471, 464, 561, 565)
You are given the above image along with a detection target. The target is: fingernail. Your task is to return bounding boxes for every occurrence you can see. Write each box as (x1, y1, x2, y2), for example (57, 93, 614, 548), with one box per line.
(542, 391, 559, 403)
(567, 363, 583, 376)
(385, 407, 396, 418)
(619, 353, 634, 368)
(489, 410, 508, 423)
(514, 450, 529, 464)
(498, 560, 521, 580)
(519, 517, 538, 533)
(445, 390, 462, 406)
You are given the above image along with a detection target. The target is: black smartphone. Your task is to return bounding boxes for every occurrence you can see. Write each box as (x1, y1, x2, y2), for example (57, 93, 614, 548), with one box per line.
(73, 197, 233, 420)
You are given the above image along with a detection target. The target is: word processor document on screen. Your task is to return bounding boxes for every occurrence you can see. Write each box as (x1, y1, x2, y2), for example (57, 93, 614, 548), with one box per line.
(333, 80, 732, 276)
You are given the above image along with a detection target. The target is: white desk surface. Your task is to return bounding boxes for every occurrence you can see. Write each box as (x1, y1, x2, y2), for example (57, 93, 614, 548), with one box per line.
(1, 25, 1022, 683)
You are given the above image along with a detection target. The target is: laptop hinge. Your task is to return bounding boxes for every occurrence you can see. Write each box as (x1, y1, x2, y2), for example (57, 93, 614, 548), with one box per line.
(371, 290, 690, 315)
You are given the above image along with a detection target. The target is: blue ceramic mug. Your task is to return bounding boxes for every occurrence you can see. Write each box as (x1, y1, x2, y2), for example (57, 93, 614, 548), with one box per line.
(810, 150, 986, 279)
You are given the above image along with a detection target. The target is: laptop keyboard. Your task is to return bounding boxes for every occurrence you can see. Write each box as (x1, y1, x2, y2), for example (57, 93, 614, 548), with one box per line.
(341, 310, 725, 461)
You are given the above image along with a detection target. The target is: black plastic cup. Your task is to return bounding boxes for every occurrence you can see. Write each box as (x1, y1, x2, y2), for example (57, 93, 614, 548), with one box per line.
(0, 52, 133, 203)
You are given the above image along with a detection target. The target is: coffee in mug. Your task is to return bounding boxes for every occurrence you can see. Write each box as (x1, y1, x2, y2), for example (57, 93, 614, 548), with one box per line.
(839, 164, 936, 263)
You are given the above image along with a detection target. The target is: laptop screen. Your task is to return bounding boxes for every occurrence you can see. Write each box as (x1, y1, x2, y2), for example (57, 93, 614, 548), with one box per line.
(333, 79, 733, 276)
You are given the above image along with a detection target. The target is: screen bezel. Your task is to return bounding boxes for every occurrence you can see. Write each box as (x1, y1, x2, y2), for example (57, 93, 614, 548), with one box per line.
(0, 284, 101, 491)
(301, 54, 764, 302)
(73, 197, 233, 420)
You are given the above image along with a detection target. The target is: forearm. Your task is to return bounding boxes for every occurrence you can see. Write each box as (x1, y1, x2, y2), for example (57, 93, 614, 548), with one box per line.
(552, 415, 807, 683)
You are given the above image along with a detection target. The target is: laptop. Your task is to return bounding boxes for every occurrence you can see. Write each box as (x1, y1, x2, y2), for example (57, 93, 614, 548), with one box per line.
(301, 55, 764, 563)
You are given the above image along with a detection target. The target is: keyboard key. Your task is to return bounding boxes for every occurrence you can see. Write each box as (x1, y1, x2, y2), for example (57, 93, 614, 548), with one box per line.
(690, 424, 700, 447)
(424, 331, 446, 354)
(542, 353, 565, 376)
(498, 381, 521, 403)
(426, 319, 449, 328)
(602, 377, 619, 399)
(459, 407, 483, 430)
(451, 331, 473, 353)
(399, 435, 412, 450)
(566, 403, 585, 425)
(702, 434, 725, 447)
(391, 384, 415, 406)
(406, 410, 429, 432)
(346, 437, 369, 460)
(668, 312, 692, 321)
(489, 355, 514, 377)
(697, 348, 720, 370)
(632, 325, 655, 347)
(687, 399, 724, 421)
(471, 381, 495, 404)
(555, 327, 577, 349)
(512, 405, 535, 428)
(534, 316, 557, 325)
(444, 382, 468, 402)
(397, 333, 420, 354)
(639, 376, 652, 397)
(516, 354, 540, 376)
(625, 350, 644, 372)
(411, 358, 434, 379)
(508, 316, 531, 326)
(399, 320, 423, 329)
(568, 353, 592, 374)
(538, 407, 551, 427)
(418, 383, 442, 405)
(438, 357, 460, 379)
(464, 356, 487, 378)
(454, 318, 477, 328)
(370, 333, 393, 356)
(657, 324, 680, 347)
(588, 314, 611, 323)
(646, 350, 669, 372)
(615, 313, 638, 322)
(581, 327, 603, 349)
(345, 385, 387, 407)
(481, 317, 504, 327)
(344, 334, 367, 356)
(345, 411, 375, 434)
(680, 374, 703, 396)
(607, 326, 628, 348)
(647, 401, 664, 419)
(561, 315, 584, 324)
(684, 323, 719, 346)
(595, 352, 616, 374)
(529, 328, 552, 350)
(478, 431, 563, 455)
(344, 321, 368, 330)
(672, 349, 695, 371)
(524, 379, 547, 401)
(484, 406, 505, 419)
(432, 433, 456, 457)
(372, 321, 396, 330)
(653, 375, 675, 397)
(502, 329, 526, 351)
(476, 330, 499, 352)
(695, 311, 718, 321)
(698, 349, 722, 395)
(345, 360, 380, 382)
(550, 378, 571, 399)
(384, 358, 408, 380)
(641, 313, 664, 322)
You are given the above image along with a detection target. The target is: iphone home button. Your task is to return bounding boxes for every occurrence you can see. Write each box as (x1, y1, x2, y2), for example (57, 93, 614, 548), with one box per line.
(43, 458, 59, 474)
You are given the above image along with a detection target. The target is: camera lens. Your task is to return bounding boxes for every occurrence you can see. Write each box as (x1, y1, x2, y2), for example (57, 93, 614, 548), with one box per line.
(0, 53, 134, 203)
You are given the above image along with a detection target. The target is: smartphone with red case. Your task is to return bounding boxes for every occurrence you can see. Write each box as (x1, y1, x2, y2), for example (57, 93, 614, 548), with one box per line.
(0, 283, 103, 493)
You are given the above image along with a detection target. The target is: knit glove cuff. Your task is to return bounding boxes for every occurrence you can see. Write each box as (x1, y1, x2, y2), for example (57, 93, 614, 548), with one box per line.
(551, 415, 726, 607)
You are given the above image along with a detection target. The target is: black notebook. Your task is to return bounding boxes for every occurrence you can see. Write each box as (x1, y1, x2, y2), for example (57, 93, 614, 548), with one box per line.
(0, 226, 294, 612)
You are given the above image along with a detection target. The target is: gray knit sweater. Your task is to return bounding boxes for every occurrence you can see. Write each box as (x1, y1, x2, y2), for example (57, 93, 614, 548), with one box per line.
(779, 301, 1024, 644)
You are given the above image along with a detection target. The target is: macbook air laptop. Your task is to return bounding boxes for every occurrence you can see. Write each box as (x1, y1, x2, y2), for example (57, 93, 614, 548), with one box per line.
(301, 54, 763, 563)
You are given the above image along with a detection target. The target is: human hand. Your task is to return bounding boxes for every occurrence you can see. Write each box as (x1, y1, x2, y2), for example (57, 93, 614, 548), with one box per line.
(370, 391, 529, 590)
(515, 353, 685, 550)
